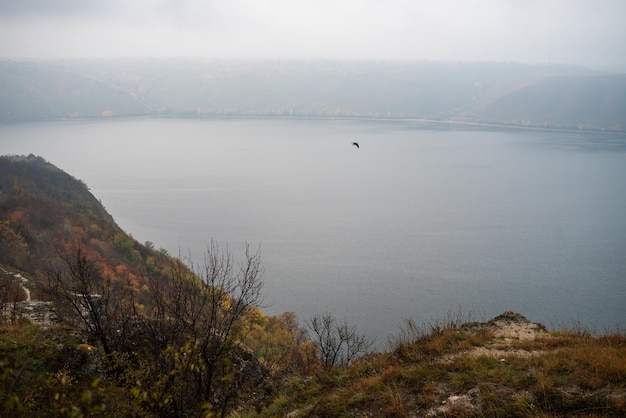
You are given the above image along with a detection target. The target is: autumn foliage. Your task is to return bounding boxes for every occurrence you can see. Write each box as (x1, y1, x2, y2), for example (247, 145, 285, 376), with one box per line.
(0, 155, 322, 416)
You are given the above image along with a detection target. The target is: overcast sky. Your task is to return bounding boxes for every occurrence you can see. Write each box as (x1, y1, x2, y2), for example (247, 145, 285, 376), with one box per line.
(1, 0, 625, 69)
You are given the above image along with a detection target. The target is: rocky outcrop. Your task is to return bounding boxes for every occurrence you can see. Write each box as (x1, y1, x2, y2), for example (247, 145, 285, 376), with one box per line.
(8, 300, 61, 325)
(1, 267, 60, 325)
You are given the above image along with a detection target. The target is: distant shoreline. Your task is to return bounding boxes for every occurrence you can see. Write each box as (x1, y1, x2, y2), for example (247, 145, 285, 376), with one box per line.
(2, 113, 625, 136)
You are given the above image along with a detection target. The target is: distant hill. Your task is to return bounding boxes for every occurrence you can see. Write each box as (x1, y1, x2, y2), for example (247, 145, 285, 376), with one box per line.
(1, 59, 624, 132)
(471, 74, 626, 131)
(0, 61, 145, 120)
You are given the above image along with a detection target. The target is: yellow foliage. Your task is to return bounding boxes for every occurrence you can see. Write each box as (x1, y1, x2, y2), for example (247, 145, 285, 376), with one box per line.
(77, 343, 97, 352)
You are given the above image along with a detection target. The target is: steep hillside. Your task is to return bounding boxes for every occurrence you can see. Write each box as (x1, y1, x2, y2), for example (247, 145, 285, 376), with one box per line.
(0, 61, 145, 120)
(1, 59, 623, 132)
(0, 154, 110, 219)
(472, 74, 626, 131)
(0, 154, 312, 416)
(0, 154, 170, 298)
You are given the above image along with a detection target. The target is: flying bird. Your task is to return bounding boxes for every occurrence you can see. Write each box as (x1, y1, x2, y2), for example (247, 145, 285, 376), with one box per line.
(352, 142, 359, 149)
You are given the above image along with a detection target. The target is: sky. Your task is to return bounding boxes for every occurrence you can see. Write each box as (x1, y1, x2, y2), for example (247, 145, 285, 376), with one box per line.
(1, 0, 625, 70)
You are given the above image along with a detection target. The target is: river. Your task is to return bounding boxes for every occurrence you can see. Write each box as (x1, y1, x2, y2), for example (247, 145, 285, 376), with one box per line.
(2, 117, 625, 344)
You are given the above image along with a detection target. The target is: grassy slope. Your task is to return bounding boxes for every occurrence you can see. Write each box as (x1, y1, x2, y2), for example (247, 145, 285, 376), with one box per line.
(2, 312, 623, 417)
(250, 312, 626, 418)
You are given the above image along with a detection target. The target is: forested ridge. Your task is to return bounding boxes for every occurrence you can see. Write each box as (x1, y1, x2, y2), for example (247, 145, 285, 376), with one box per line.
(2, 59, 625, 132)
(1, 155, 624, 417)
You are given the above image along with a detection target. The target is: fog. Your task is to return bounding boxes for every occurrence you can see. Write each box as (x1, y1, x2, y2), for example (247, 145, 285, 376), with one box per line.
(1, 0, 625, 70)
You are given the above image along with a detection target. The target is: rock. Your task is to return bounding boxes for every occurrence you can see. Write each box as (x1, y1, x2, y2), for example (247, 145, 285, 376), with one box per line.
(6, 301, 61, 325)
(489, 311, 530, 325)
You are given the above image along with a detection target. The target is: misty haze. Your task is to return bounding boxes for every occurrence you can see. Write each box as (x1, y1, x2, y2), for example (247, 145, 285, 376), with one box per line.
(2, 1, 626, 415)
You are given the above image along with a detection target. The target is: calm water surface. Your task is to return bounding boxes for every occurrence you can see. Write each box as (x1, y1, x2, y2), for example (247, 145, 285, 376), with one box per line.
(2, 118, 625, 343)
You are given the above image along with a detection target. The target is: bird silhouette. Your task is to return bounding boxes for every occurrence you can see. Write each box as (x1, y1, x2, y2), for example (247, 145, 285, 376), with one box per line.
(352, 142, 359, 149)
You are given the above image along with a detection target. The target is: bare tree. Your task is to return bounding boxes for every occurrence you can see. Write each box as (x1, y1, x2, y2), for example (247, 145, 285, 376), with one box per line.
(44, 243, 136, 355)
(144, 241, 265, 416)
(308, 313, 374, 369)
(43, 240, 266, 416)
(0, 275, 27, 323)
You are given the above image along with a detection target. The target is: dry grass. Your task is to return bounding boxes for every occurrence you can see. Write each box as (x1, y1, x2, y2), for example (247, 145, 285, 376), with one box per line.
(253, 313, 626, 417)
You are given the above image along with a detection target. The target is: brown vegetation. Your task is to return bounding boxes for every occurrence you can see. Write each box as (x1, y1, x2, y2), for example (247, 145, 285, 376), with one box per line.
(252, 312, 625, 417)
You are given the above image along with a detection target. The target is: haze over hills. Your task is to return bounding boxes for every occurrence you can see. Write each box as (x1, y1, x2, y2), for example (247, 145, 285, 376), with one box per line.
(1, 59, 624, 132)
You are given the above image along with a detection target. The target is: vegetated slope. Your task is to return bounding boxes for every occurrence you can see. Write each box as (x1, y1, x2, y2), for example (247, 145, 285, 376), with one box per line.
(0, 154, 314, 416)
(0, 61, 145, 120)
(1, 59, 623, 131)
(0, 153, 111, 219)
(472, 73, 626, 131)
(259, 312, 626, 417)
(0, 154, 169, 297)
